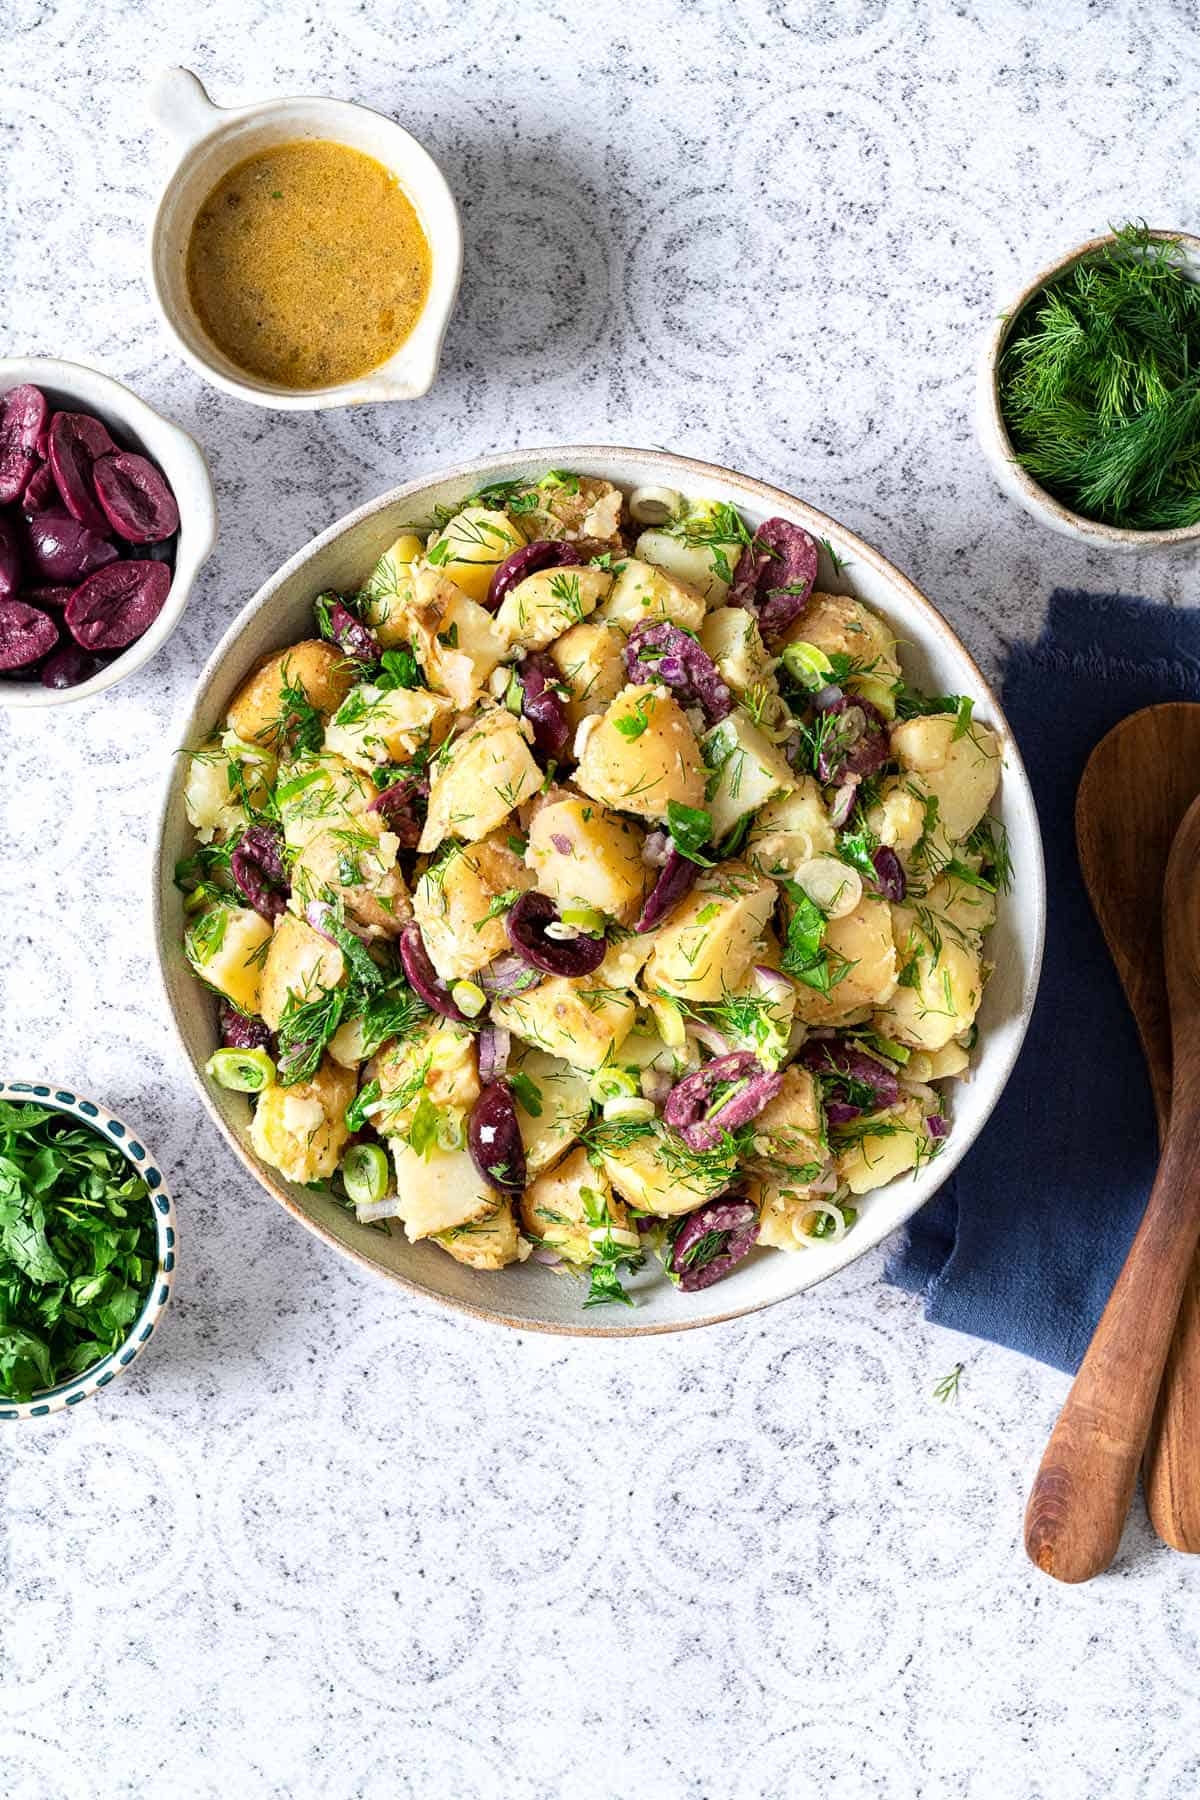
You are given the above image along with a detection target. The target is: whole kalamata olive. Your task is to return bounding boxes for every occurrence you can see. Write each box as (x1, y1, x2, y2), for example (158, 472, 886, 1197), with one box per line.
(399, 920, 468, 1021)
(505, 891, 606, 977)
(24, 510, 118, 585)
(47, 411, 115, 533)
(231, 824, 290, 920)
(219, 1001, 274, 1054)
(487, 539, 583, 611)
(92, 450, 180, 543)
(467, 1080, 527, 1193)
(728, 517, 819, 644)
(871, 845, 906, 902)
(662, 1052, 783, 1151)
(65, 560, 171, 650)
(634, 848, 698, 933)
(670, 1195, 760, 1291)
(0, 598, 58, 671)
(0, 384, 49, 506)
(40, 644, 101, 689)
(624, 621, 732, 722)
(518, 653, 570, 760)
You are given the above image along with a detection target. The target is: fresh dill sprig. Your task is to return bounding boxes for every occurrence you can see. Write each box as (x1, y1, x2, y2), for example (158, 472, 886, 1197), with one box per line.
(933, 1363, 964, 1404)
(1000, 223, 1200, 531)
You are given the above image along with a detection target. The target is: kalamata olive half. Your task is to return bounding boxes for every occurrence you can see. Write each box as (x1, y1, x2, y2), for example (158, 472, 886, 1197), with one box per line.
(670, 1196, 760, 1292)
(367, 776, 427, 849)
(327, 599, 381, 667)
(518, 652, 570, 760)
(814, 695, 890, 785)
(0, 598, 58, 671)
(0, 385, 49, 505)
(728, 517, 819, 644)
(467, 1080, 527, 1193)
(634, 847, 698, 933)
(505, 890, 606, 977)
(0, 517, 23, 601)
(40, 644, 101, 689)
(65, 560, 171, 650)
(24, 510, 118, 585)
(399, 920, 468, 1021)
(871, 845, 906, 901)
(662, 1052, 783, 1151)
(487, 539, 583, 610)
(624, 620, 732, 722)
(20, 460, 56, 514)
(798, 1038, 899, 1123)
(92, 450, 181, 543)
(47, 411, 115, 533)
(219, 1001, 275, 1054)
(231, 824, 290, 921)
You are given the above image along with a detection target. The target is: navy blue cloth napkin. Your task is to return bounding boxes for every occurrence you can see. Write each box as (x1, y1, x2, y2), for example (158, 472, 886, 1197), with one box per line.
(886, 589, 1200, 1373)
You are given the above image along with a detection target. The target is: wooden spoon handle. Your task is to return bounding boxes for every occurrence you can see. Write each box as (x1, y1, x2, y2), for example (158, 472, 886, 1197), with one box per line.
(1025, 1111, 1200, 1583)
(1144, 1255, 1200, 1549)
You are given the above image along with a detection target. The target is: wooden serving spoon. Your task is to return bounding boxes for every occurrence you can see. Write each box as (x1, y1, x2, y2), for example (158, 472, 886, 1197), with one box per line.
(1025, 772, 1200, 1583)
(1073, 704, 1200, 1558)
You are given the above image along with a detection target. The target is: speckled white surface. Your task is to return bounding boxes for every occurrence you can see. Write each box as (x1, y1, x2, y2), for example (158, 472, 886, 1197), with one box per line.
(4, 2, 1200, 1795)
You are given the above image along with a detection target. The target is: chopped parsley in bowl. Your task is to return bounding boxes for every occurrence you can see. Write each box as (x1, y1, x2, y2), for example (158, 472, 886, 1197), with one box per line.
(0, 1082, 175, 1418)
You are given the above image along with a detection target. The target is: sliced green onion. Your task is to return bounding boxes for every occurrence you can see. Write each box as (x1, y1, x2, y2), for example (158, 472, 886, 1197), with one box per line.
(183, 886, 211, 914)
(588, 1224, 642, 1252)
(436, 1111, 465, 1152)
(866, 1033, 910, 1066)
(450, 980, 487, 1018)
(781, 641, 834, 689)
(205, 1047, 276, 1093)
(342, 1143, 389, 1208)
(561, 904, 606, 936)
(588, 1067, 639, 1105)
(504, 671, 524, 714)
(602, 1096, 656, 1123)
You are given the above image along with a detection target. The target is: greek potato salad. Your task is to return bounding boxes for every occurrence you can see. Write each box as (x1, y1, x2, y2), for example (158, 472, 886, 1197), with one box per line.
(177, 472, 1009, 1308)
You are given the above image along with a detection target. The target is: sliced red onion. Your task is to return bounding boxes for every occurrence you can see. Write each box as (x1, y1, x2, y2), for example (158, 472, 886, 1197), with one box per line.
(624, 620, 732, 723)
(478, 1024, 512, 1083)
(478, 951, 543, 998)
(663, 1052, 783, 1151)
(531, 1245, 563, 1265)
(468, 1080, 527, 1192)
(799, 1038, 900, 1121)
(368, 776, 427, 850)
(232, 824, 290, 921)
(641, 829, 670, 868)
(688, 1021, 731, 1058)
(828, 781, 857, 828)
(399, 920, 468, 1021)
(812, 682, 844, 711)
(328, 600, 381, 667)
(814, 695, 890, 785)
(219, 1001, 274, 1054)
(728, 518, 819, 644)
(634, 848, 698, 934)
(506, 891, 606, 977)
(550, 832, 573, 855)
(670, 1196, 760, 1292)
(488, 539, 583, 611)
(518, 653, 570, 761)
(871, 845, 906, 902)
(926, 1113, 950, 1140)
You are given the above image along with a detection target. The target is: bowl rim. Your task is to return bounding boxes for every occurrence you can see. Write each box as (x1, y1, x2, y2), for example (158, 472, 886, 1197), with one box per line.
(0, 355, 218, 709)
(152, 443, 1046, 1337)
(0, 1078, 177, 1419)
(978, 227, 1200, 548)
(144, 71, 464, 411)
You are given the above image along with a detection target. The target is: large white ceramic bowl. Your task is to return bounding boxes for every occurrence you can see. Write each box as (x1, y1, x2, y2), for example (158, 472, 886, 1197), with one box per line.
(153, 448, 1045, 1335)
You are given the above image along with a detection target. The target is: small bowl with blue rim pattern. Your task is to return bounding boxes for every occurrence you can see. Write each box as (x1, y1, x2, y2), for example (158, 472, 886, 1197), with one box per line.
(0, 1078, 177, 1421)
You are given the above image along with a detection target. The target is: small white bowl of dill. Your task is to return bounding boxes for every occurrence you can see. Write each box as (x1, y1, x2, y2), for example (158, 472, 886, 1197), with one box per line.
(976, 224, 1200, 552)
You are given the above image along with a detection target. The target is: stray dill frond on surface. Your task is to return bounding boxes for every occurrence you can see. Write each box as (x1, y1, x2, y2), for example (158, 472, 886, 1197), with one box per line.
(933, 1362, 964, 1404)
(999, 223, 1200, 531)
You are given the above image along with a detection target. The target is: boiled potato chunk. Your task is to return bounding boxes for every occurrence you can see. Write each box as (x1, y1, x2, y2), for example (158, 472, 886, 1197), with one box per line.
(574, 684, 705, 822)
(322, 681, 455, 772)
(546, 618, 628, 729)
(778, 593, 900, 680)
(184, 736, 276, 844)
(495, 565, 612, 651)
(435, 1199, 523, 1270)
(747, 1068, 825, 1176)
(492, 976, 636, 1071)
(890, 713, 1001, 841)
(278, 754, 375, 854)
(921, 868, 997, 942)
(375, 1020, 480, 1135)
(700, 608, 772, 696)
(227, 641, 353, 746)
(863, 775, 933, 858)
(425, 505, 527, 605)
(788, 894, 897, 1027)
(402, 566, 509, 709)
(388, 1140, 497, 1240)
(249, 1057, 356, 1185)
(413, 834, 533, 981)
(290, 813, 410, 939)
(635, 527, 736, 606)
(258, 914, 345, 1032)
(702, 712, 796, 842)
(360, 532, 424, 645)
(526, 792, 649, 923)
(746, 777, 835, 877)
(643, 862, 776, 1004)
(874, 904, 982, 1052)
(519, 1148, 626, 1264)
(834, 1097, 929, 1196)
(509, 1048, 592, 1177)
(593, 1122, 729, 1217)
(598, 558, 707, 633)
(186, 905, 273, 1017)
(420, 709, 543, 853)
